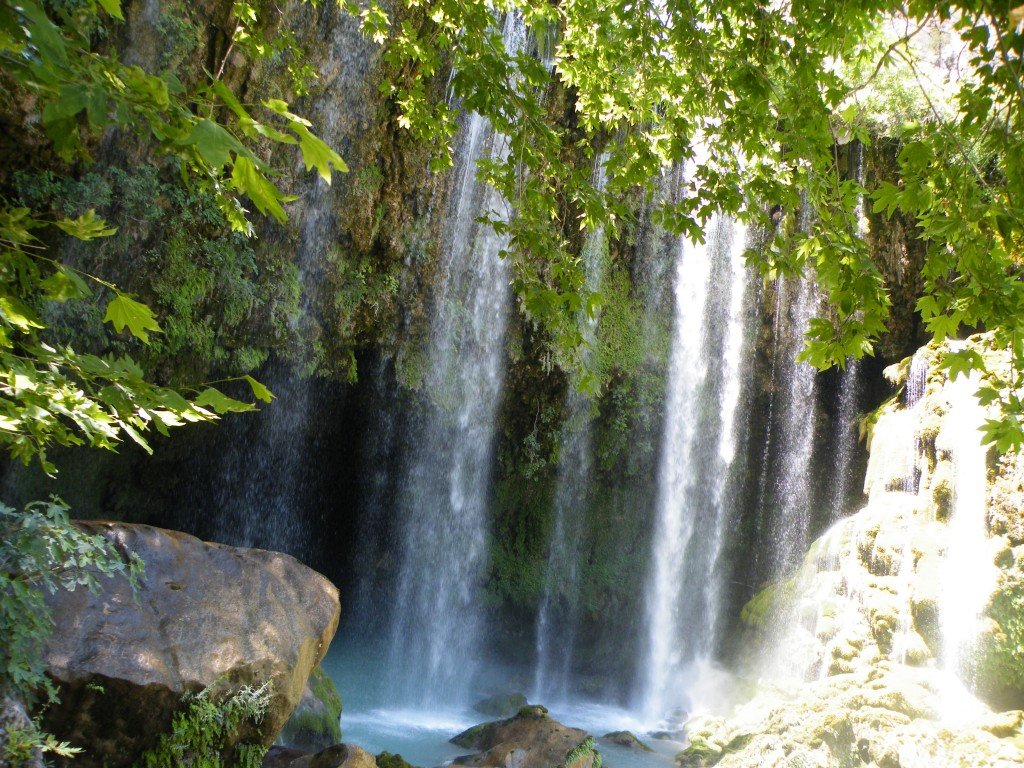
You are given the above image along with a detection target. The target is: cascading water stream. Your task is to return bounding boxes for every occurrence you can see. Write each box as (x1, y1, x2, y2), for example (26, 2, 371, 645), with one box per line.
(766, 277, 820, 571)
(827, 360, 862, 521)
(349, 355, 401, 631)
(199, 173, 340, 557)
(639, 186, 751, 722)
(384, 14, 526, 708)
(938, 363, 998, 710)
(532, 159, 609, 703)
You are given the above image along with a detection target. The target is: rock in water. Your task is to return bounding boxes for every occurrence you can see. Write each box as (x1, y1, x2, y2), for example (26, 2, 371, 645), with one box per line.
(290, 743, 377, 768)
(41, 522, 340, 768)
(375, 751, 415, 768)
(473, 693, 529, 718)
(451, 706, 600, 768)
(601, 731, 653, 751)
(280, 665, 344, 751)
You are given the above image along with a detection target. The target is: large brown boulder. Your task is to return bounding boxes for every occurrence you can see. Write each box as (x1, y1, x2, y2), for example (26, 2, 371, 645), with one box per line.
(451, 706, 600, 768)
(41, 522, 340, 768)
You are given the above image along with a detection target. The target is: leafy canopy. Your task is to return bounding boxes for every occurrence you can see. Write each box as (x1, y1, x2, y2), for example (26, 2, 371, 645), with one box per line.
(350, 0, 1024, 445)
(0, 0, 344, 471)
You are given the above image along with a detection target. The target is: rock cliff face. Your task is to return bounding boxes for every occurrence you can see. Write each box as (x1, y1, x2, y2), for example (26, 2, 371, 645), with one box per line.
(681, 337, 1024, 768)
(41, 522, 340, 768)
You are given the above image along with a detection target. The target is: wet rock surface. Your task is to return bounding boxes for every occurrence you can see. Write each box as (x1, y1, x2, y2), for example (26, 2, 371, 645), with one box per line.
(601, 731, 653, 751)
(677, 667, 1024, 768)
(710, 340, 1024, 768)
(451, 706, 600, 768)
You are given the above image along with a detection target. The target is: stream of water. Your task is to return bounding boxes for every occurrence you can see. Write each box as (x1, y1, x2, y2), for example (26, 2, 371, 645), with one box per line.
(384, 13, 526, 707)
(532, 158, 609, 703)
(638, 196, 751, 722)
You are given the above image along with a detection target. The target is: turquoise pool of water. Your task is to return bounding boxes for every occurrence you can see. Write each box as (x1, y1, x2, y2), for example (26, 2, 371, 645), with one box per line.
(320, 639, 681, 768)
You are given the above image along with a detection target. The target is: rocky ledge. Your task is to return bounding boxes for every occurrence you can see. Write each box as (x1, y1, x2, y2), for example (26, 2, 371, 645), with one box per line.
(679, 665, 1024, 768)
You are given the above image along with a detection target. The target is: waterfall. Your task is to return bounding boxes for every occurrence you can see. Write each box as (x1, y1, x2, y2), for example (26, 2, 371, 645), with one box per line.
(531, 159, 609, 704)
(199, 174, 341, 557)
(757, 276, 820, 575)
(384, 14, 525, 708)
(901, 350, 929, 492)
(827, 360, 862, 521)
(938, 365, 997, 698)
(349, 355, 401, 633)
(639, 202, 750, 722)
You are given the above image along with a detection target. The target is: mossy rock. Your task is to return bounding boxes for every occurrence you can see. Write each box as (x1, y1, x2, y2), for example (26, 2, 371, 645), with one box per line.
(376, 752, 417, 768)
(279, 666, 343, 752)
(600, 731, 652, 751)
(740, 575, 799, 630)
(451, 723, 490, 749)
(675, 734, 722, 768)
(973, 579, 1024, 710)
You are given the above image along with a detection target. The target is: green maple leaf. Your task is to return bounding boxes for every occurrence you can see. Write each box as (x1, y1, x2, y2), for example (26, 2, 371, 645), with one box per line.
(103, 293, 162, 343)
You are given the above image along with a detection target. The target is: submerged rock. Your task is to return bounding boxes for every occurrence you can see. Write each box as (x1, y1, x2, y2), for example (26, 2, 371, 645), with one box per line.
(280, 665, 344, 752)
(41, 522, 341, 768)
(601, 731, 653, 751)
(451, 706, 600, 768)
(474, 693, 529, 718)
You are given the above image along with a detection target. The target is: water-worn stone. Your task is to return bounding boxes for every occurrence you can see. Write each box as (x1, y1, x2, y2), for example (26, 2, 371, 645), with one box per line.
(451, 706, 600, 768)
(601, 731, 652, 751)
(474, 693, 529, 719)
(290, 743, 377, 768)
(41, 522, 340, 768)
(280, 665, 344, 751)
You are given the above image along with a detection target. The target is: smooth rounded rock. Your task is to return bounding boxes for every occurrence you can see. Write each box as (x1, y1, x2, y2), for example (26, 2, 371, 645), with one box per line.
(451, 707, 599, 768)
(41, 522, 340, 768)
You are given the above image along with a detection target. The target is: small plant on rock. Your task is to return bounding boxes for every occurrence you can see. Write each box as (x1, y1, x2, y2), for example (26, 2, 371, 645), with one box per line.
(135, 681, 273, 768)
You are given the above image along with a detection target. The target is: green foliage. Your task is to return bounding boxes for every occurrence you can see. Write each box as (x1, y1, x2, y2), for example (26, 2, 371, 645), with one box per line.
(486, 474, 553, 609)
(15, 166, 302, 381)
(0, 0, 341, 470)
(1, 720, 83, 764)
(0, 498, 141, 704)
(154, 7, 201, 72)
(308, 667, 342, 721)
(281, 665, 342, 746)
(346, 0, 1024, 448)
(324, 248, 402, 381)
(134, 682, 272, 768)
(564, 736, 601, 768)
